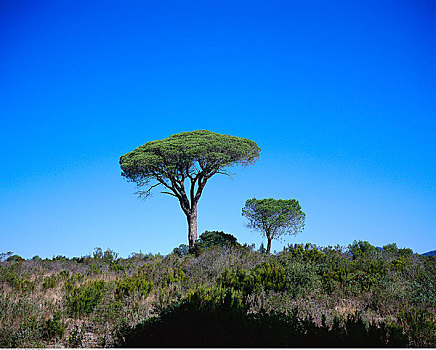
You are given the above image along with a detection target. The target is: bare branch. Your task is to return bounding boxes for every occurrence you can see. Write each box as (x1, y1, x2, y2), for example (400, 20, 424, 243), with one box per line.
(135, 182, 161, 200)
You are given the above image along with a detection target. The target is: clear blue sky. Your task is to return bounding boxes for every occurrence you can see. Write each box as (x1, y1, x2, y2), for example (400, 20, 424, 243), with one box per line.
(1, 0, 435, 258)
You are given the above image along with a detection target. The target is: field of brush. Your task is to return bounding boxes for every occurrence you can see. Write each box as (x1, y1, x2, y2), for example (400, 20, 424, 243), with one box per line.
(0, 241, 435, 347)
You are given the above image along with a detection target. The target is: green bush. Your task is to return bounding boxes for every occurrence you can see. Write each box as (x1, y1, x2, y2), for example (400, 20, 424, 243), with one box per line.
(136, 259, 186, 288)
(172, 244, 189, 257)
(284, 262, 321, 298)
(398, 308, 436, 347)
(41, 312, 65, 341)
(6, 254, 25, 262)
(219, 261, 288, 295)
(282, 243, 325, 263)
(115, 274, 153, 299)
(348, 240, 378, 259)
(190, 230, 240, 255)
(64, 280, 106, 317)
(58, 270, 71, 280)
(409, 268, 436, 307)
(42, 275, 57, 289)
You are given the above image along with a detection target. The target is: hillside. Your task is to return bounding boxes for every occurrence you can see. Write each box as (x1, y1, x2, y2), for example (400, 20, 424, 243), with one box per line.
(423, 250, 436, 257)
(0, 239, 435, 347)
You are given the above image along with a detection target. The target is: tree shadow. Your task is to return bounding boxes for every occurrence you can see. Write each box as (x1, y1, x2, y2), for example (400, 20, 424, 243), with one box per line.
(114, 300, 408, 347)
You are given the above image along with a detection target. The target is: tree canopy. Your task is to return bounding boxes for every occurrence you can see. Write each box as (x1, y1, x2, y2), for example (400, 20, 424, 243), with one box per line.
(120, 130, 261, 247)
(242, 198, 305, 254)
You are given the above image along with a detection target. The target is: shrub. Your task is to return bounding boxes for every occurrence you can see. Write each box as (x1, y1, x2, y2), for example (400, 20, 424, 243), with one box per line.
(41, 312, 65, 341)
(64, 280, 106, 317)
(348, 240, 378, 259)
(6, 254, 25, 262)
(58, 270, 71, 280)
(42, 275, 57, 289)
(284, 262, 321, 298)
(115, 274, 153, 299)
(408, 268, 436, 307)
(190, 230, 240, 255)
(398, 308, 436, 347)
(172, 244, 189, 257)
(383, 243, 398, 253)
(281, 243, 325, 263)
(219, 261, 288, 295)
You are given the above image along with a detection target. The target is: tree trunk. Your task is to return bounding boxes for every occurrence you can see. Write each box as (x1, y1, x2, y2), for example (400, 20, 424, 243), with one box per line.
(187, 206, 198, 248)
(266, 237, 272, 255)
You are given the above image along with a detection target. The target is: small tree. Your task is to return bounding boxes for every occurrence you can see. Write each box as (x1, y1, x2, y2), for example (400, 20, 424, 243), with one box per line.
(242, 198, 305, 254)
(120, 130, 260, 248)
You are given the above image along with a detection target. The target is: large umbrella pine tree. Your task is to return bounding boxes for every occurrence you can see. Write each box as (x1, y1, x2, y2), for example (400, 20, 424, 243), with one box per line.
(120, 130, 261, 248)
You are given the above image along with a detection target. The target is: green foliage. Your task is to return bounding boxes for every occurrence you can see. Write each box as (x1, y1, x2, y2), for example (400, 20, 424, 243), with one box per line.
(172, 244, 189, 257)
(284, 262, 321, 297)
(196, 230, 239, 248)
(64, 280, 106, 317)
(398, 308, 436, 347)
(189, 230, 240, 255)
(409, 266, 436, 307)
(0, 264, 35, 292)
(120, 130, 261, 247)
(41, 312, 65, 341)
(136, 258, 186, 288)
(390, 258, 407, 269)
(1, 240, 434, 347)
(120, 130, 261, 188)
(115, 274, 153, 299)
(398, 247, 413, 256)
(52, 255, 68, 261)
(93, 247, 119, 262)
(6, 254, 25, 262)
(43, 275, 58, 289)
(242, 198, 305, 253)
(58, 270, 71, 279)
(348, 240, 378, 259)
(219, 261, 289, 295)
(282, 243, 325, 263)
(383, 243, 398, 253)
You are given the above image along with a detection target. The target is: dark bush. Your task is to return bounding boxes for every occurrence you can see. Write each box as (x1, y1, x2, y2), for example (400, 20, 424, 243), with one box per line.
(115, 286, 408, 347)
(6, 254, 25, 262)
(41, 312, 65, 341)
(172, 244, 189, 257)
(398, 308, 436, 347)
(348, 240, 378, 259)
(190, 230, 240, 255)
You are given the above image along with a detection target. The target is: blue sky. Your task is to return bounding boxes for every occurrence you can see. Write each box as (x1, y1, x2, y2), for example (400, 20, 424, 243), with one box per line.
(1, 0, 435, 258)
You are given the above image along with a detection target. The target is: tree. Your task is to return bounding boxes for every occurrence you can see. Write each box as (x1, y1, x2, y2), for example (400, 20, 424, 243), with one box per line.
(120, 130, 260, 248)
(242, 198, 305, 254)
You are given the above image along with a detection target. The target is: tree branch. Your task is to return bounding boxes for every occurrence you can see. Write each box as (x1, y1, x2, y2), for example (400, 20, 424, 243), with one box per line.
(161, 191, 177, 197)
(135, 182, 161, 200)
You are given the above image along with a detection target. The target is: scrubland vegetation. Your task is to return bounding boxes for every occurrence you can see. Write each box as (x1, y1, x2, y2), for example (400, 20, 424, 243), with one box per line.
(0, 233, 435, 347)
